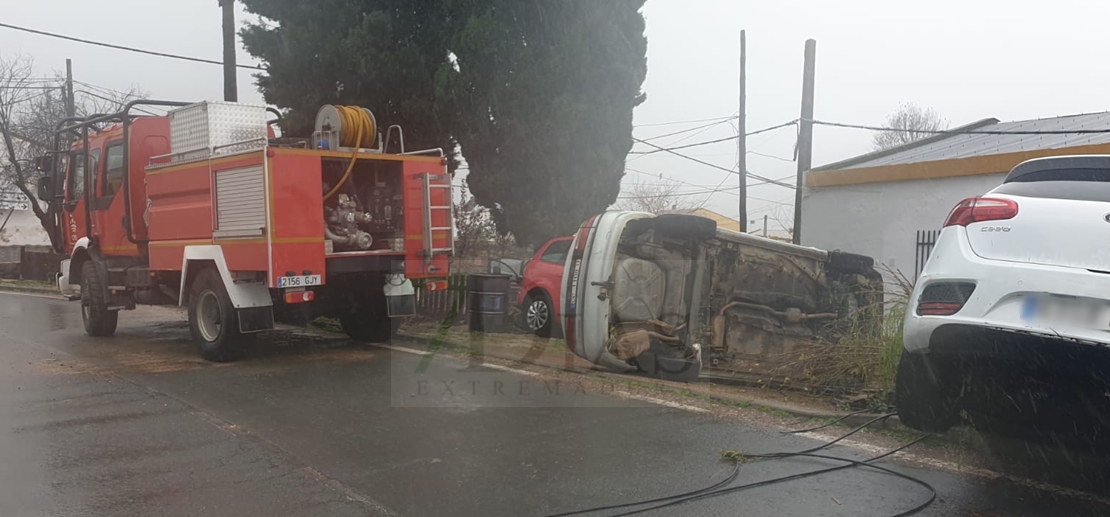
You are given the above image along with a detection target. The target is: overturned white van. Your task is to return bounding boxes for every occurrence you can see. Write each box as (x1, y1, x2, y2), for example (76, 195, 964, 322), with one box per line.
(560, 211, 882, 382)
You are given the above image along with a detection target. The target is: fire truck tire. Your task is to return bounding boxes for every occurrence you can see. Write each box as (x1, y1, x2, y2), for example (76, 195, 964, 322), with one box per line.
(188, 268, 244, 362)
(80, 261, 117, 337)
(340, 310, 399, 343)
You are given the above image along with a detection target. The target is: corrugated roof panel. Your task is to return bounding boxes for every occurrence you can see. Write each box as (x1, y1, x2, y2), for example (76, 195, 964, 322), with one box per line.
(832, 112, 1110, 170)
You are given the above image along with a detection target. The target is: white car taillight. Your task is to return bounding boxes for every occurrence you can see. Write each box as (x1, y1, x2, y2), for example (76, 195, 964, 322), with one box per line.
(943, 197, 1019, 227)
(916, 282, 976, 316)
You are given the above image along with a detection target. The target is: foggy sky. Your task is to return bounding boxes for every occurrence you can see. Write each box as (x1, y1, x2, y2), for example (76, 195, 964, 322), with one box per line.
(4, 0, 1108, 237)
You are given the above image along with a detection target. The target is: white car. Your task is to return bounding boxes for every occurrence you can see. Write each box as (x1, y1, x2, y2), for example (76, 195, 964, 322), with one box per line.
(897, 155, 1110, 447)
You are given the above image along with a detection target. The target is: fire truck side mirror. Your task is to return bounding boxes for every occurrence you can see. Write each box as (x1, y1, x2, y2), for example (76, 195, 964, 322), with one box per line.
(36, 176, 54, 202)
(34, 154, 53, 173)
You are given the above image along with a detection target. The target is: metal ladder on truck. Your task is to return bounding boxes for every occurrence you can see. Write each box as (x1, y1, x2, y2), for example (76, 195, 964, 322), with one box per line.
(421, 173, 454, 272)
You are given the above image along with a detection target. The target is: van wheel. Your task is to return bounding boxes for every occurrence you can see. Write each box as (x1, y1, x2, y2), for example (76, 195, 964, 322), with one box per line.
(188, 269, 243, 361)
(828, 251, 876, 276)
(80, 261, 117, 337)
(653, 214, 717, 240)
(524, 291, 553, 337)
(895, 353, 957, 433)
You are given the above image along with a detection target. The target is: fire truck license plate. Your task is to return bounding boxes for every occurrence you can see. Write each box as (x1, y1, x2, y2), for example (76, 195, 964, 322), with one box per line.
(277, 275, 321, 288)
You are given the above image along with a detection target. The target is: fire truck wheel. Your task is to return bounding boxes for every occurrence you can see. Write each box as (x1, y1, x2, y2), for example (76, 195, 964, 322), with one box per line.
(80, 261, 118, 337)
(340, 309, 398, 343)
(188, 269, 244, 362)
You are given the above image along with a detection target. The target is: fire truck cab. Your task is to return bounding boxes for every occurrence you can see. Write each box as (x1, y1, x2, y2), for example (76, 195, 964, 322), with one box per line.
(38, 100, 452, 360)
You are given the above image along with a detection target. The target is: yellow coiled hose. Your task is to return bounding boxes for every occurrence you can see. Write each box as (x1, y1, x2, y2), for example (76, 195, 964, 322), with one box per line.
(323, 105, 377, 201)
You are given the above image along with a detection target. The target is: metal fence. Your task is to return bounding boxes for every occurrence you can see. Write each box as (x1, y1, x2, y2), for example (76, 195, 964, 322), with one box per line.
(410, 273, 521, 325)
(0, 247, 61, 280)
(411, 274, 471, 322)
(915, 230, 940, 280)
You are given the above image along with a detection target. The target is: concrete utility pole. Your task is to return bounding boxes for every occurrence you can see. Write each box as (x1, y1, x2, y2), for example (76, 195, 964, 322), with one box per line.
(737, 30, 747, 233)
(220, 0, 238, 102)
(763, 214, 768, 237)
(64, 58, 74, 118)
(792, 39, 816, 245)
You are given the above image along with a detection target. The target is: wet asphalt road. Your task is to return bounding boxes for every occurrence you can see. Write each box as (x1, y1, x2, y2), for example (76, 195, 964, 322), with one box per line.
(0, 292, 1107, 517)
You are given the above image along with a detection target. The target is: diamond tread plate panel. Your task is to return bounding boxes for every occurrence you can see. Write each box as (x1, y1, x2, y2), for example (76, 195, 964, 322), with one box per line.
(168, 101, 267, 162)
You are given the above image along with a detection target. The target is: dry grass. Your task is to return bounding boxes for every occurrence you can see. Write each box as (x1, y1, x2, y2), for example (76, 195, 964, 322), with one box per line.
(781, 266, 912, 400)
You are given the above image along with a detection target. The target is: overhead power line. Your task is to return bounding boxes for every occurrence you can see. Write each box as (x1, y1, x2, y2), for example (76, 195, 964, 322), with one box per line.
(747, 150, 794, 163)
(633, 115, 737, 128)
(616, 183, 791, 208)
(616, 185, 739, 200)
(749, 173, 796, 187)
(0, 85, 63, 91)
(745, 119, 799, 137)
(75, 80, 141, 100)
(0, 22, 264, 70)
(631, 137, 795, 189)
(630, 120, 799, 156)
(811, 119, 1110, 135)
(637, 117, 735, 143)
(75, 90, 160, 116)
(630, 134, 737, 154)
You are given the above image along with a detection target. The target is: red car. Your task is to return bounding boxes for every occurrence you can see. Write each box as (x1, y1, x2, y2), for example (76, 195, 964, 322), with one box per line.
(517, 236, 573, 336)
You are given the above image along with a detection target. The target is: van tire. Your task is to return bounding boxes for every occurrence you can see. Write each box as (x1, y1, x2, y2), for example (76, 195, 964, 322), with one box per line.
(653, 214, 717, 240)
(828, 251, 875, 276)
(80, 261, 118, 337)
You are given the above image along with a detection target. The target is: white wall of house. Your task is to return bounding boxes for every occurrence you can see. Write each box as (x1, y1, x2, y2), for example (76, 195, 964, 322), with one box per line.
(800, 172, 1007, 283)
(0, 209, 51, 246)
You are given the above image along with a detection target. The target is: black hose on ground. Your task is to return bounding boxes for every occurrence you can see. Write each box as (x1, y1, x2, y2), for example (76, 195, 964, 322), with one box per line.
(531, 414, 935, 517)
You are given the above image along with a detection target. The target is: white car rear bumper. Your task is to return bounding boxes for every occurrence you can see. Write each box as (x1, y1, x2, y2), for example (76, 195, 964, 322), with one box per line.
(904, 226, 1110, 353)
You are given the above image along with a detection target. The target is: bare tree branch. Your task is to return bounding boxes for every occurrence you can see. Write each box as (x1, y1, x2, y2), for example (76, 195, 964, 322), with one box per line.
(453, 180, 498, 260)
(872, 102, 949, 151)
(614, 179, 707, 215)
(0, 52, 148, 252)
(0, 54, 47, 223)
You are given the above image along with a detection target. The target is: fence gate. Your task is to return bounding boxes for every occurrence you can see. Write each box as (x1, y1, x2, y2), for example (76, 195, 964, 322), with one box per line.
(915, 230, 940, 280)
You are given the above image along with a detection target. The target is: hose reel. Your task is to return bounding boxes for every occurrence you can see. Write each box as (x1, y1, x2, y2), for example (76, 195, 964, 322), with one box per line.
(313, 104, 380, 202)
(313, 105, 378, 151)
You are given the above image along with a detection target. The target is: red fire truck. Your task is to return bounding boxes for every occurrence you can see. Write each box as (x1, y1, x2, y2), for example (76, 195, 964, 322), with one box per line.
(37, 100, 453, 360)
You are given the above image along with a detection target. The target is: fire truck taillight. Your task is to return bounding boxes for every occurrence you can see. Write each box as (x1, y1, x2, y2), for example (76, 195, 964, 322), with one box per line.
(284, 291, 315, 304)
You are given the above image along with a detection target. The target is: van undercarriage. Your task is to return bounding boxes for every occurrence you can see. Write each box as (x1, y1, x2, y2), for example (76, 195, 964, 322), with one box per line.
(569, 212, 883, 384)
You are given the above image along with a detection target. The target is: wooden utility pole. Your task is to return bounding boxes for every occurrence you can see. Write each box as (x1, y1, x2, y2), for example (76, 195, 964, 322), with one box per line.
(792, 39, 816, 245)
(737, 30, 747, 233)
(64, 58, 74, 118)
(220, 0, 238, 102)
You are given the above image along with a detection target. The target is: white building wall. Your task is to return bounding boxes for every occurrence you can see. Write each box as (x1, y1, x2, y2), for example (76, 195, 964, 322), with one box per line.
(0, 209, 52, 247)
(800, 173, 1007, 283)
